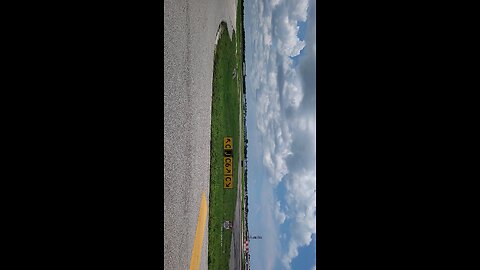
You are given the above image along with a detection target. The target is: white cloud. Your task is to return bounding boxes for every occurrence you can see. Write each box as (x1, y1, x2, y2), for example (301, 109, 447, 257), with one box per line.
(246, 0, 316, 269)
(281, 71, 303, 109)
(269, 0, 282, 9)
(274, 200, 287, 224)
(287, 0, 309, 21)
(273, 19, 305, 57)
(270, 0, 309, 57)
(254, 179, 283, 270)
(281, 169, 316, 269)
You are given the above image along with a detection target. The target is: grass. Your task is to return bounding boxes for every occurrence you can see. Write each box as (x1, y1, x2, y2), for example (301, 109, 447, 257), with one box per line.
(208, 21, 240, 270)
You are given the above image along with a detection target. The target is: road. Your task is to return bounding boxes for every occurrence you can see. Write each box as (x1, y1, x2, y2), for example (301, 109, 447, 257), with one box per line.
(228, 53, 244, 270)
(228, 155, 243, 270)
(164, 0, 237, 269)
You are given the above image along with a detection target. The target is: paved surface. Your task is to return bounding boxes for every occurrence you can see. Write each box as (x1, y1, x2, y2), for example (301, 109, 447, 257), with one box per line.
(164, 0, 237, 269)
(229, 64, 244, 270)
(228, 155, 243, 270)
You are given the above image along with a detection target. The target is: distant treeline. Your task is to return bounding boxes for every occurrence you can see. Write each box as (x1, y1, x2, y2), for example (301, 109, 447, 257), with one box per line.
(240, 0, 250, 231)
(240, 4, 251, 266)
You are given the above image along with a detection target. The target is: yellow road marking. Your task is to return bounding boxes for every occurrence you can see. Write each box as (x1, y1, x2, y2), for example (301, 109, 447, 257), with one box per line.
(189, 192, 208, 270)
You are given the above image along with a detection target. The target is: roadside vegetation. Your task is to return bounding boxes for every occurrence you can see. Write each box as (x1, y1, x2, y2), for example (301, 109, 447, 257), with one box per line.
(235, 0, 249, 267)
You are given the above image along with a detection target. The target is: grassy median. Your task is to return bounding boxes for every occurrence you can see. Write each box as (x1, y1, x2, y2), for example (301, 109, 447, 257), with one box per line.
(208, 21, 240, 270)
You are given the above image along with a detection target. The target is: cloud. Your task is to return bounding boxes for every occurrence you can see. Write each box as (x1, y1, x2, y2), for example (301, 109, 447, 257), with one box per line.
(281, 171, 316, 269)
(274, 200, 287, 224)
(245, 0, 316, 269)
(271, 3, 307, 57)
(296, 0, 316, 116)
(255, 179, 282, 270)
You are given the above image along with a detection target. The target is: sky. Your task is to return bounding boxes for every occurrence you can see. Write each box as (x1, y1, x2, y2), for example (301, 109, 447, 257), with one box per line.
(244, 0, 316, 269)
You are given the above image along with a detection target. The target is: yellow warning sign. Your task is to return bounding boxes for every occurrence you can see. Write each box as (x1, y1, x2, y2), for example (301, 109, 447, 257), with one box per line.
(224, 165, 233, 175)
(224, 175, 233, 189)
(224, 157, 233, 175)
(224, 137, 233, 150)
(224, 157, 233, 164)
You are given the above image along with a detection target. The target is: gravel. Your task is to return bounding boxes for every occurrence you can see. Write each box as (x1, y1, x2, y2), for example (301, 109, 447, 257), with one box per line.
(164, 0, 237, 269)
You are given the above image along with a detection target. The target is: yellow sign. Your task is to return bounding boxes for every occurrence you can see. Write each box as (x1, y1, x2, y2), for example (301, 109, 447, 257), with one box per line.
(224, 137, 233, 150)
(224, 157, 233, 175)
(224, 175, 233, 189)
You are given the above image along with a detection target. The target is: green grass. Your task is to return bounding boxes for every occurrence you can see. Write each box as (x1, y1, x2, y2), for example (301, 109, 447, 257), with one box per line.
(208, 21, 240, 270)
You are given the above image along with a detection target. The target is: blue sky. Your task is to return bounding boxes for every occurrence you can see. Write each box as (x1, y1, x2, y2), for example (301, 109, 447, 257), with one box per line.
(244, 0, 316, 269)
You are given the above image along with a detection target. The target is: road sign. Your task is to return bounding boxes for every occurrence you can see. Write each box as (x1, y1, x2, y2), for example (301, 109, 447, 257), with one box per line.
(224, 165, 233, 175)
(224, 157, 233, 164)
(224, 137, 233, 150)
(224, 157, 233, 175)
(224, 175, 233, 189)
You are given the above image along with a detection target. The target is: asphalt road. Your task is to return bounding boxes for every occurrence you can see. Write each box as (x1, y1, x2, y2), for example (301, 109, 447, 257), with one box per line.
(228, 67, 244, 270)
(164, 0, 237, 269)
(228, 156, 243, 270)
